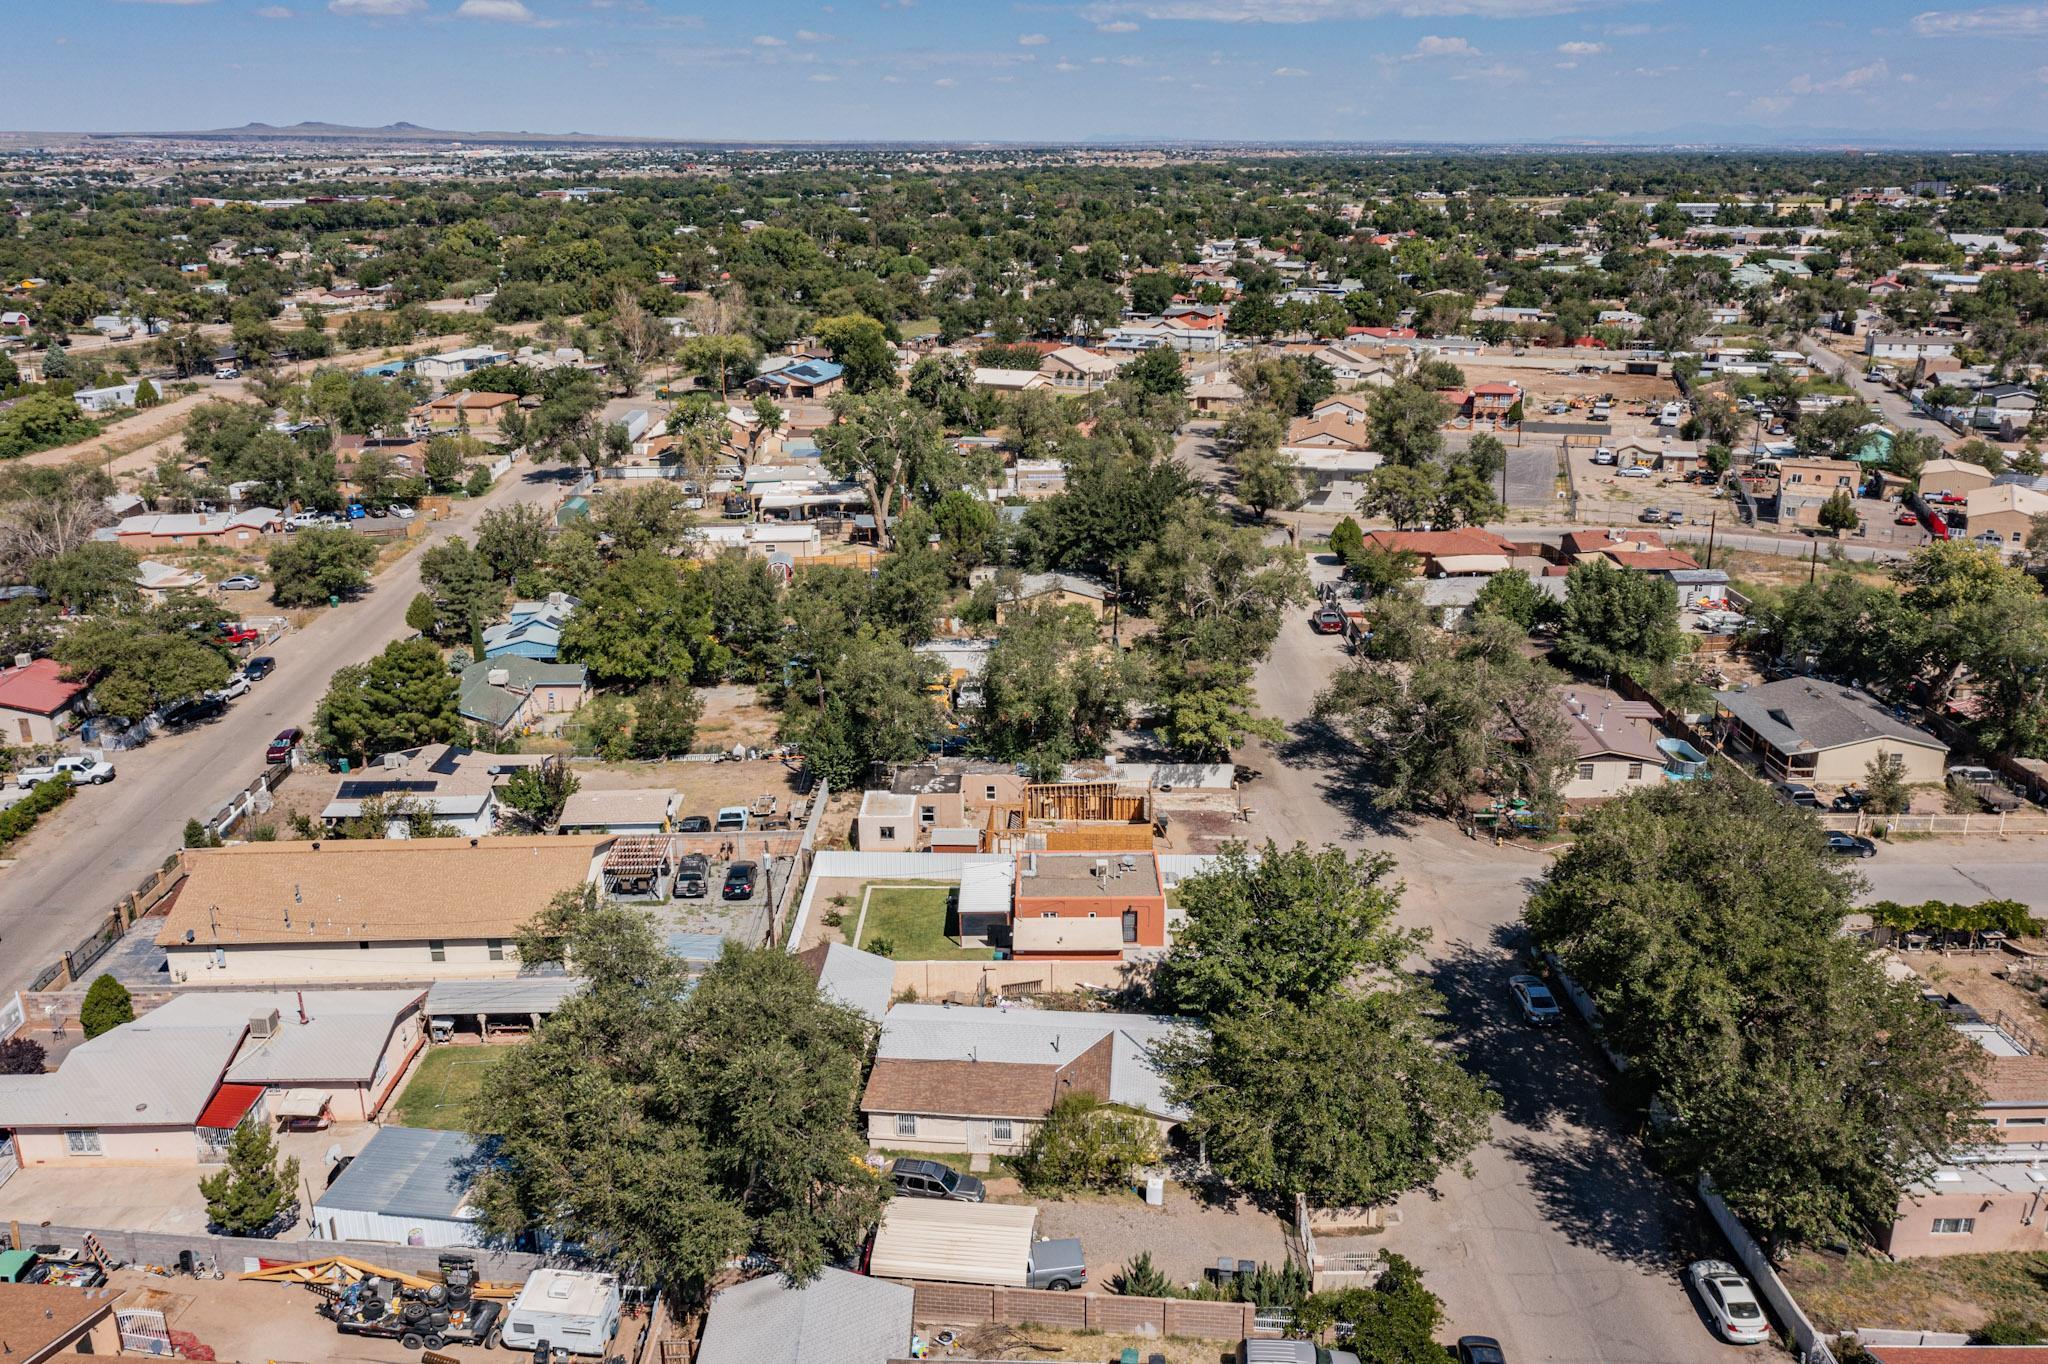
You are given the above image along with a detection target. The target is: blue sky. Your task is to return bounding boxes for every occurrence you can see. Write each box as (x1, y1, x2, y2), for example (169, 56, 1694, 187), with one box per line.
(21, 0, 2048, 144)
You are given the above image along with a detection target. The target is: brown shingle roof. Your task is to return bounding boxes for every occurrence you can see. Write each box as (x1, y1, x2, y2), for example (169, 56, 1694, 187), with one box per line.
(863, 1057, 1063, 1120)
(1984, 1054, 2048, 1105)
(157, 836, 607, 947)
(0, 1283, 112, 1360)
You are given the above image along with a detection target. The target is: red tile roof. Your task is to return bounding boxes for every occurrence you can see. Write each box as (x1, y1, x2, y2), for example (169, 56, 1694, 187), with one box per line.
(0, 659, 86, 716)
(196, 1082, 265, 1130)
(1874, 1351, 2048, 1364)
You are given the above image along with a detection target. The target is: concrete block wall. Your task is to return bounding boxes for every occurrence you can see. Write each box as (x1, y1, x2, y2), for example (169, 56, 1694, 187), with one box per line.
(14, 1222, 548, 1285)
(907, 1281, 1257, 1342)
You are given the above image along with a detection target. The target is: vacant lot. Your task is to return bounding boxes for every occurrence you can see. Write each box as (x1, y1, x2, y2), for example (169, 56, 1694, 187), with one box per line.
(392, 1044, 514, 1131)
(916, 1322, 1233, 1364)
(1782, 1248, 2048, 1335)
(855, 883, 995, 960)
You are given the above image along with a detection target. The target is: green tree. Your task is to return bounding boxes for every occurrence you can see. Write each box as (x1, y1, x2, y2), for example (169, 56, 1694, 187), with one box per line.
(0, 391, 96, 459)
(1234, 447, 1300, 520)
(631, 684, 705, 759)
(1013, 1092, 1161, 1194)
(1360, 462, 1442, 531)
(1863, 751, 1910, 816)
(418, 537, 503, 645)
(815, 313, 898, 393)
(1818, 488, 1860, 535)
(79, 973, 134, 1039)
(816, 390, 952, 550)
(1469, 567, 1548, 630)
(29, 541, 139, 614)
(501, 762, 579, 833)
(473, 921, 883, 1302)
(779, 624, 942, 790)
(133, 377, 160, 408)
(424, 434, 474, 494)
(1328, 516, 1366, 571)
(1368, 380, 1451, 466)
(1155, 842, 1419, 1019)
(971, 601, 1139, 778)
(314, 638, 464, 767)
(697, 550, 784, 679)
(560, 552, 714, 687)
(197, 1119, 302, 1235)
(1296, 1253, 1447, 1364)
(475, 503, 553, 584)
(405, 592, 437, 636)
(1123, 345, 1187, 400)
(1554, 557, 1687, 681)
(54, 606, 232, 722)
(675, 334, 760, 396)
(1526, 777, 1987, 1248)
(266, 527, 378, 606)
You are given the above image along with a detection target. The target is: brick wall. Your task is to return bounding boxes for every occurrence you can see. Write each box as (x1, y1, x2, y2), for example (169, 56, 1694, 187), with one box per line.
(907, 1280, 1257, 1343)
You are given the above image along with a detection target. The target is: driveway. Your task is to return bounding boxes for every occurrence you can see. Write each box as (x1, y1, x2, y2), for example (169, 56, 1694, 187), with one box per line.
(0, 460, 573, 997)
(1229, 584, 1733, 1363)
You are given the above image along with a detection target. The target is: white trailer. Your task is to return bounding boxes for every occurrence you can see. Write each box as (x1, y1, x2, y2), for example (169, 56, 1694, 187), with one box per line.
(500, 1269, 621, 1358)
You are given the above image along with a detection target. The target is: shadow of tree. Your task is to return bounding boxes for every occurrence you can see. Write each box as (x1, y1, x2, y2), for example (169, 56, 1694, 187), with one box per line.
(1271, 711, 1415, 840)
(1498, 1129, 1720, 1274)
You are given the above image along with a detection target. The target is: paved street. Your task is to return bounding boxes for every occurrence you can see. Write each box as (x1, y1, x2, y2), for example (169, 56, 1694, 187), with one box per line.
(1231, 560, 1734, 1364)
(1857, 837, 2048, 910)
(1796, 337, 1955, 444)
(0, 458, 572, 996)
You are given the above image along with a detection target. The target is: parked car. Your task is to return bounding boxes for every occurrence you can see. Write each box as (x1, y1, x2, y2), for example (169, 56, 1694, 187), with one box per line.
(1617, 465, 1653, 479)
(1592, 448, 1616, 466)
(1773, 781, 1823, 810)
(1664, 508, 1685, 524)
(388, 504, 416, 521)
(1895, 510, 1920, 527)
(1025, 1238, 1087, 1293)
(345, 503, 368, 520)
(1830, 787, 1867, 812)
(1638, 506, 1664, 522)
(1825, 832, 1878, 859)
(1310, 606, 1347, 635)
(714, 805, 750, 832)
(163, 695, 227, 728)
(265, 726, 303, 763)
(218, 574, 261, 591)
(677, 814, 710, 833)
(1454, 1338, 1508, 1364)
(243, 655, 276, 682)
(16, 753, 115, 788)
(889, 1157, 987, 1203)
(211, 675, 251, 702)
(1686, 1260, 1770, 1345)
(286, 510, 323, 530)
(675, 853, 709, 899)
(1508, 973, 1562, 1026)
(218, 624, 261, 645)
(722, 862, 757, 900)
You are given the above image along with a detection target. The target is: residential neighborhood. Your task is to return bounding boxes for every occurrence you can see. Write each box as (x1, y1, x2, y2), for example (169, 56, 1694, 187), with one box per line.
(5, 8, 2048, 1363)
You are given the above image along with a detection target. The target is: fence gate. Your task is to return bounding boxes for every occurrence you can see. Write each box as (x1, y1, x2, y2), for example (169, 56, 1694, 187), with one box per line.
(0, 1133, 16, 1190)
(117, 1308, 174, 1356)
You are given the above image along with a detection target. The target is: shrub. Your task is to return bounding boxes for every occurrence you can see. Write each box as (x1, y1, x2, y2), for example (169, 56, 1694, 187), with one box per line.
(1111, 1251, 1175, 1298)
(79, 974, 134, 1039)
(1974, 1314, 2046, 1346)
(1013, 1091, 1160, 1194)
(0, 1037, 47, 1075)
(0, 776, 72, 851)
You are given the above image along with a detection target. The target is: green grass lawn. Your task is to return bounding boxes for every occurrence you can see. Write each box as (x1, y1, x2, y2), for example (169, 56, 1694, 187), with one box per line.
(855, 884, 995, 960)
(391, 1046, 514, 1132)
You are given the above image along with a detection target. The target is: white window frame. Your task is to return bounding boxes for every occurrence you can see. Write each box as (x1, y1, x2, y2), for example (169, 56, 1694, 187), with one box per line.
(1577, 763, 1595, 780)
(487, 938, 505, 962)
(991, 1119, 1014, 1143)
(894, 1114, 917, 1138)
(1931, 1217, 1975, 1234)
(64, 1129, 102, 1156)
(878, 825, 897, 841)
(428, 940, 446, 962)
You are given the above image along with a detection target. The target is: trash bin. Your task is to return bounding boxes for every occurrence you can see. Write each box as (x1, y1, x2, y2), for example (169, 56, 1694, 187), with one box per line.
(1144, 1175, 1165, 1206)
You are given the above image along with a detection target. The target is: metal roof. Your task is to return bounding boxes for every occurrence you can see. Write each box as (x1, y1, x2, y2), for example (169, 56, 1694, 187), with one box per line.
(697, 1268, 912, 1364)
(810, 944, 895, 1025)
(315, 1125, 491, 1221)
(222, 991, 426, 1084)
(1715, 678, 1948, 757)
(426, 977, 583, 1017)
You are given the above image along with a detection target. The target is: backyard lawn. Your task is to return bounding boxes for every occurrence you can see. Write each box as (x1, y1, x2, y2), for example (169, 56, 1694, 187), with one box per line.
(391, 1045, 515, 1131)
(855, 883, 994, 961)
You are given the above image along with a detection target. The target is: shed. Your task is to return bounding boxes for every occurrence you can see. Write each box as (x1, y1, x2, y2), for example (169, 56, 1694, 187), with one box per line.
(557, 788, 675, 835)
(866, 1199, 1037, 1287)
(956, 862, 1015, 941)
(312, 1125, 491, 1247)
(697, 1267, 913, 1364)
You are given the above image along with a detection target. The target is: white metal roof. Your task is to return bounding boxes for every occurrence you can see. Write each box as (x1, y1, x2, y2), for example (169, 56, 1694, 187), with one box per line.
(698, 1268, 912, 1364)
(867, 1199, 1037, 1286)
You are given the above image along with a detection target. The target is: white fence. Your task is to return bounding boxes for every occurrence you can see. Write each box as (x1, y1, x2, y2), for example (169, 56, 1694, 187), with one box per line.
(1697, 1177, 1837, 1364)
(116, 1308, 173, 1357)
(1821, 811, 2048, 837)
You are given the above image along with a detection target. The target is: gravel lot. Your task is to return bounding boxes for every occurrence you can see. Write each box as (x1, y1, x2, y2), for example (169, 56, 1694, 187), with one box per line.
(1019, 1183, 1292, 1291)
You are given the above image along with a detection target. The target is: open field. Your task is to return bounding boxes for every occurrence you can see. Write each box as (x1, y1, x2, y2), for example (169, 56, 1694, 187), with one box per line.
(1781, 1248, 2048, 1336)
(391, 1043, 514, 1131)
(915, 1322, 1229, 1364)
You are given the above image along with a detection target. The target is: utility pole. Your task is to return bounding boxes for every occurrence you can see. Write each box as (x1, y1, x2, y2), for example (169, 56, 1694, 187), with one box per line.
(1809, 534, 1820, 585)
(1705, 509, 1718, 570)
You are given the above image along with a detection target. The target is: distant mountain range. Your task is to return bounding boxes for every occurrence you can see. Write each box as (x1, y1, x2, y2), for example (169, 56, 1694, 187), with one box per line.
(93, 120, 678, 146)
(1546, 122, 2048, 151)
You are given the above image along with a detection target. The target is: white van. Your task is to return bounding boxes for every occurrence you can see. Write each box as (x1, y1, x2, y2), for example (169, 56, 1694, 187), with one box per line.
(501, 1270, 621, 1358)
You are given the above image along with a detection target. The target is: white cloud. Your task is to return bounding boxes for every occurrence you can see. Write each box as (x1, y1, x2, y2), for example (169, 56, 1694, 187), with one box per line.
(752, 33, 786, 44)
(1097, 19, 1140, 30)
(807, 72, 837, 81)
(1055, 58, 1081, 69)
(1913, 3, 2048, 36)
(455, 0, 552, 21)
(1788, 58, 1888, 94)
(254, 2, 295, 13)
(794, 27, 829, 40)
(1272, 64, 1309, 75)
(1747, 94, 1794, 116)
(1453, 59, 1524, 79)
(1557, 39, 1604, 53)
(1085, 0, 1608, 22)
(1019, 31, 1050, 44)
(1404, 33, 1479, 58)
(328, 0, 423, 13)
(934, 77, 958, 86)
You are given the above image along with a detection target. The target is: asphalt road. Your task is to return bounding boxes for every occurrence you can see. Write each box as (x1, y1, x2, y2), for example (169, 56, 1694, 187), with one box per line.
(0, 459, 571, 996)
(1856, 838, 2048, 910)
(1795, 337, 1956, 444)
(1233, 567, 1738, 1364)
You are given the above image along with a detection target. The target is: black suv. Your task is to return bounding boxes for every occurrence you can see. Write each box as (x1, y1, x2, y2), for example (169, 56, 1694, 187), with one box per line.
(722, 862, 757, 900)
(677, 814, 711, 833)
(676, 853, 709, 899)
(889, 1157, 986, 1203)
(163, 694, 228, 728)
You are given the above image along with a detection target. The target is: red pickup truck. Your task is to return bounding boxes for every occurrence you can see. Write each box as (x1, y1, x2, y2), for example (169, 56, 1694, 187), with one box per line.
(218, 624, 261, 646)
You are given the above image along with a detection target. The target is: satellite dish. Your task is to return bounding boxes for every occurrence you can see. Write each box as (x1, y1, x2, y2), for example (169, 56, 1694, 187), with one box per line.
(324, 1143, 344, 1168)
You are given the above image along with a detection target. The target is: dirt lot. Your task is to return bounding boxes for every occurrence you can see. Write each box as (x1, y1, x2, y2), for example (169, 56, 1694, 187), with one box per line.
(1460, 360, 1677, 407)
(918, 1322, 1235, 1364)
(105, 1267, 630, 1364)
(1893, 945, 2048, 1036)
(999, 1182, 1292, 1292)
(1781, 1248, 2048, 1336)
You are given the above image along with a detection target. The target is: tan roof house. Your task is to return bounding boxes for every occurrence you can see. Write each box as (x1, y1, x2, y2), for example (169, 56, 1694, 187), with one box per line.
(1040, 346, 1122, 392)
(1557, 686, 1669, 800)
(1964, 483, 2048, 550)
(158, 837, 609, 983)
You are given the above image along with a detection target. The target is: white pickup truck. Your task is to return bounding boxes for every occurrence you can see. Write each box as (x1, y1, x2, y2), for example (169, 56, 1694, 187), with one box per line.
(16, 753, 116, 788)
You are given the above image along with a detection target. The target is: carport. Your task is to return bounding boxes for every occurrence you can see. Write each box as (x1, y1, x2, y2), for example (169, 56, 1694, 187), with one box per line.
(424, 978, 582, 1041)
